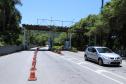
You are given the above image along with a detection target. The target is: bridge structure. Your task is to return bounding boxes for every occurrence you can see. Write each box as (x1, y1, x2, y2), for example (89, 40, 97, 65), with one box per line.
(22, 24, 72, 50)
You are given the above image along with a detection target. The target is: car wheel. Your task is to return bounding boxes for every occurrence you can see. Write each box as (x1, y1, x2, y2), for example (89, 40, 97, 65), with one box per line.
(98, 58, 103, 66)
(84, 55, 88, 61)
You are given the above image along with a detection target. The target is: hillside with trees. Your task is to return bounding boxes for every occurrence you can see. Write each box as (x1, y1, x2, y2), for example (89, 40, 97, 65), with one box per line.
(1, 0, 126, 53)
(69, 0, 126, 51)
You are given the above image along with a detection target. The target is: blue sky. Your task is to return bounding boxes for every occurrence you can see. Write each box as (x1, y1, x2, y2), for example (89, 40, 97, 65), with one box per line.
(17, 0, 110, 26)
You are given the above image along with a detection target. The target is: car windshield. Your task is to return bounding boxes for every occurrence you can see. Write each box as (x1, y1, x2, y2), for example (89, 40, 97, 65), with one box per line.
(96, 48, 113, 53)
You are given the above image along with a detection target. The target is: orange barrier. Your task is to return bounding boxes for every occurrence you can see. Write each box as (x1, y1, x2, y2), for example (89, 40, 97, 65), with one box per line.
(32, 59, 36, 66)
(33, 56, 36, 61)
(28, 47, 39, 81)
(28, 70, 37, 81)
(31, 65, 36, 71)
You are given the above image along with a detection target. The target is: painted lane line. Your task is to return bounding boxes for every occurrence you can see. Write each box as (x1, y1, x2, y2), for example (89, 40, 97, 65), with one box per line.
(79, 60, 126, 81)
(65, 56, 106, 68)
(62, 57, 124, 84)
(63, 55, 126, 83)
(95, 69, 105, 74)
(68, 57, 126, 81)
(96, 71, 124, 84)
(102, 70, 126, 80)
(77, 62, 85, 65)
(76, 61, 124, 84)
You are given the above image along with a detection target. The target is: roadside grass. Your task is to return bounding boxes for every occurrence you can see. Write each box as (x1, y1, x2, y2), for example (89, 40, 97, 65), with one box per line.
(70, 47, 78, 52)
(51, 46, 63, 54)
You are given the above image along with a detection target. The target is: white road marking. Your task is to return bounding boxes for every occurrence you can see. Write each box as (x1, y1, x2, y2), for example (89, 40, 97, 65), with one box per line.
(77, 62, 85, 65)
(95, 69, 105, 73)
(69, 57, 126, 80)
(77, 61, 124, 84)
(96, 72, 124, 84)
(103, 70, 126, 80)
(62, 57, 125, 84)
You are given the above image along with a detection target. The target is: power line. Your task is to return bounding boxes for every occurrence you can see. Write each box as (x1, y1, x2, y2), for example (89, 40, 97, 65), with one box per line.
(37, 18, 76, 27)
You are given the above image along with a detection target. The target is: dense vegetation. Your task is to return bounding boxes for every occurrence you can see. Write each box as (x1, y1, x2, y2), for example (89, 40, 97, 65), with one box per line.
(0, 0, 22, 46)
(69, 0, 126, 51)
(1, 0, 126, 52)
(29, 31, 49, 46)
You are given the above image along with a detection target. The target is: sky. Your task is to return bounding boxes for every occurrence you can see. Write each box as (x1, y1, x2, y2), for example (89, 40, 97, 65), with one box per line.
(17, 0, 110, 26)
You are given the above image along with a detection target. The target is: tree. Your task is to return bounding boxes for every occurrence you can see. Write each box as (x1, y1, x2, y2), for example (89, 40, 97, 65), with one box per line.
(29, 31, 49, 46)
(102, 0, 126, 49)
(0, 0, 22, 45)
(54, 33, 67, 46)
(70, 0, 126, 51)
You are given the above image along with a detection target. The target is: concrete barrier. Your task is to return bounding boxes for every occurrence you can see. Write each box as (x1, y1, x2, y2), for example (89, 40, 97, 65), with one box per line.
(0, 45, 23, 56)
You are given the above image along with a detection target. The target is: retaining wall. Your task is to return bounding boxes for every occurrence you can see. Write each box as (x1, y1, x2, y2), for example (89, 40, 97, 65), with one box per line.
(0, 45, 23, 56)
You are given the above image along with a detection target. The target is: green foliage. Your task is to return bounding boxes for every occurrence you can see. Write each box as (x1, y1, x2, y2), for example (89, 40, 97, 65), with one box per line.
(0, 37, 5, 46)
(70, 14, 99, 50)
(15, 34, 23, 45)
(101, 0, 126, 49)
(0, 0, 22, 45)
(52, 46, 62, 50)
(70, 0, 126, 50)
(52, 46, 63, 54)
(70, 47, 78, 52)
(29, 31, 49, 46)
(54, 33, 67, 46)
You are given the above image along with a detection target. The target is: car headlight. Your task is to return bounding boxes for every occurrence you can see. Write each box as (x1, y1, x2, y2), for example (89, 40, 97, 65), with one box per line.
(117, 57, 122, 60)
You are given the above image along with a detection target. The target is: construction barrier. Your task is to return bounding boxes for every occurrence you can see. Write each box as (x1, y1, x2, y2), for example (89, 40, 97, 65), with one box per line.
(28, 47, 39, 81)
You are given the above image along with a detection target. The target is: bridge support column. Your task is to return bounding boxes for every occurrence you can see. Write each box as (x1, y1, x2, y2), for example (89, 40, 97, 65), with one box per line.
(48, 31, 53, 50)
(23, 27, 30, 50)
(69, 33, 72, 49)
(23, 27, 27, 49)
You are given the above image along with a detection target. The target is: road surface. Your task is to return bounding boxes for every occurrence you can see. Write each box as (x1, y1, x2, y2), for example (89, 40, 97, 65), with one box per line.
(0, 49, 126, 84)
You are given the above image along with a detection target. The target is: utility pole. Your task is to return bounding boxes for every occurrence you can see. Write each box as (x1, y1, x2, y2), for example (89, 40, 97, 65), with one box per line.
(23, 27, 26, 49)
(101, 0, 104, 13)
(100, 0, 104, 46)
(94, 0, 104, 46)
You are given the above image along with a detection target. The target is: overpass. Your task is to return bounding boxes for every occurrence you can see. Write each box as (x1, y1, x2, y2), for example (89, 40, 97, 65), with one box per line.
(22, 24, 72, 50)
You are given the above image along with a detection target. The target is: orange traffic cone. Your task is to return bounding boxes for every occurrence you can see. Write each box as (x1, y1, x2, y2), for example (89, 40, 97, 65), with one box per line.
(32, 58, 36, 64)
(28, 70, 37, 81)
(31, 65, 36, 71)
(33, 56, 36, 61)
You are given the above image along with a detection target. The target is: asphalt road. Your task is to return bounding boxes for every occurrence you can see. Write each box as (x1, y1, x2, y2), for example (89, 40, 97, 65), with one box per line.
(0, 49, 126, 84)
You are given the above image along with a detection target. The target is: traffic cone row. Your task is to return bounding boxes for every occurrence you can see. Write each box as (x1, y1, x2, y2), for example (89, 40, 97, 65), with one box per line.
(28, 48, 39, 81)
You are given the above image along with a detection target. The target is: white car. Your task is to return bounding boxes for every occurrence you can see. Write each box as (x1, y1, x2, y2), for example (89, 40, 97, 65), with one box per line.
(84, 46, 122, 66)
